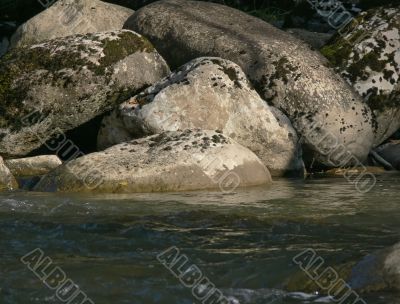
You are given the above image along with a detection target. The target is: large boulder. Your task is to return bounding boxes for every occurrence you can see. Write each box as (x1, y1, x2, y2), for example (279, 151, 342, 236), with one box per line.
(98, 57, 304, 176)
(0, 30, 170, 157)
(10, 0, 134, 48)
(0, 156, 18, 191)
(124, 0, 375, 167)
(34, 130, 272, 193)
(321, 5, 400, 146)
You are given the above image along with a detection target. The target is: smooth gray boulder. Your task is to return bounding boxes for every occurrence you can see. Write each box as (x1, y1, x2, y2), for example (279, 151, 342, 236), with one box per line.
(98, 57, 304, 176)
(34, 130, 272, 193)
(124, 0, 375, 167)
(0, 156, 18, 191)
(0, 30, 170, 157)
(10, 0, 134, 48)
(5, 155, 62, 177)
(321, 5, 400, 146)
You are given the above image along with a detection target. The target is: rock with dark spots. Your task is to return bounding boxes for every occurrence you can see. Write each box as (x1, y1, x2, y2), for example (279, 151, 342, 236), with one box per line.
(0, 30, 170, 157)
(0, 156, 18, 191)
(10, 0, 134, 48)
(124, 0, 375, 167)
(98, 57, 304, 176)
(5, 155, 62, 177)
(321, 6, 400, 145)
(34, 130, 272, 193)
(374, 140, 400, 170)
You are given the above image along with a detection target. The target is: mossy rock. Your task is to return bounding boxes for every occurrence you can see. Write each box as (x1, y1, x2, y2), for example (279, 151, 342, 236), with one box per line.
(0, 30, 169, 157)
(321, 5, 400, 146)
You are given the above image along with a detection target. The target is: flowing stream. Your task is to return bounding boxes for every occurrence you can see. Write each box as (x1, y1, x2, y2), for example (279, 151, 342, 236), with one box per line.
(1, 173, 400, 303)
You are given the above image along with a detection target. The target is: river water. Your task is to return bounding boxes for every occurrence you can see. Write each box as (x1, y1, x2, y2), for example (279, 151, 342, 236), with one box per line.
(1, 173, 400, 303)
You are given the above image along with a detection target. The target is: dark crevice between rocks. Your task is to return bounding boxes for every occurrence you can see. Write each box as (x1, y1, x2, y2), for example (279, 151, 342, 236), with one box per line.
(27, 112, 107, 161)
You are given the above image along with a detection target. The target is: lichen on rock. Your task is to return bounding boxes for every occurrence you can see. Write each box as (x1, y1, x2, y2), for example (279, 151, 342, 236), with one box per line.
(0, 30, 170, 157)
(321, 5, 400, 145)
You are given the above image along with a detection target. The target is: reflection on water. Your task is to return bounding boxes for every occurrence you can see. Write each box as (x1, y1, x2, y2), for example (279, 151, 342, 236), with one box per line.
(0, 173, 400, 303)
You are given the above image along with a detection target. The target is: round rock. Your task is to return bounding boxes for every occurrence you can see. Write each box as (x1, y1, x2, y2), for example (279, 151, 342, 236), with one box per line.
(34, 130, 272, 193)
(98, 57, 304, 176)
(0, 30, 170, 157)
(124, 0, 375, 167)
(10, 0, 134, 48)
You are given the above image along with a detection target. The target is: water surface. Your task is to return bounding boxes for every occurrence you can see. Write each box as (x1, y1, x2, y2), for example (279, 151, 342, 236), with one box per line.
(1, 173, 400, 303)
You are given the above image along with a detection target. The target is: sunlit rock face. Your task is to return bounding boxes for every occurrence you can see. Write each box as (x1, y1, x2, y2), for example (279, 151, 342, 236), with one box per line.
(34, 130, 272, 193)
(125, 0, 375, 168)
(10, 0, 134, 48)
(98, 57, 304, 177)
(321, 5, 400, 146)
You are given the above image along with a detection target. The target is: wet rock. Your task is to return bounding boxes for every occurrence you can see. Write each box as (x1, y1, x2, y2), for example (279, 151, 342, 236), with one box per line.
(321, 6, 400, 146)
(323, 166, 386, 177)
(0, 156, 18, 191)
(34, 130, 272, 193)
(0, 30, 170, 157)
(10, 0, 134, 48)
(374, 140, 400, 170)
(348, 242, 400, 292)
(4, 155, 62, 177)
(98, 57, 304, 176)
(124, 0, 375, 167)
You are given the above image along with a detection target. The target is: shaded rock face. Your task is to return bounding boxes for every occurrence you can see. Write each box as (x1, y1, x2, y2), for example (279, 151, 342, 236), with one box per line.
(321, 6, 400, 146)
(124, 0, 375, 167)
(375, 140, 400, 170)
(0, 30, 170, 157)
(98, 57, 304, 176)
(0, 156, 18, 191)
(34, 130, 272, 193)
(10, 0, 134, 48)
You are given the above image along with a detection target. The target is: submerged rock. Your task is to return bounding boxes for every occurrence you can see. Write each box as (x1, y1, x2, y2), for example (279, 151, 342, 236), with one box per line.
(0, 30, 170, 157)
(286, 242, 400, 295)
(5, 155, 62, 177)
(98, 57, 304, 176)
(34, 130, 272, 193)
(0, 156, 18, 191)
(125, 0, 375, 167)
(321, 6, 400, 145)
(10, 0, 134, 48)
(348, 242, 400, 292)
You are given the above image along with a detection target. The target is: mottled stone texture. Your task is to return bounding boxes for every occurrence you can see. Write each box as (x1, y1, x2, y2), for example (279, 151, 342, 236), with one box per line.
(35, 130, 272, 193)
(124, 0, 375, 167)
(322, 6, 400, 146)
(0, 30, 170, 157)
(98, 57, 304, 176)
